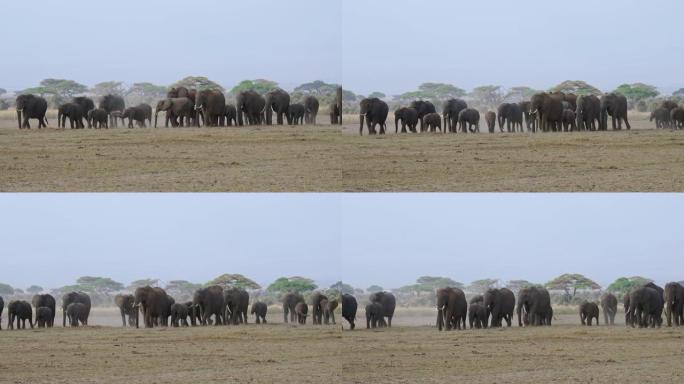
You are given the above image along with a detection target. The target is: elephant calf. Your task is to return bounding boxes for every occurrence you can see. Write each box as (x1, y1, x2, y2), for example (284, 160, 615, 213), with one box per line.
(323, 299, 338, 325)
(365, 302, 387, 329)
(287, 104, 306, 125)
(295, 302, 308, 325)
(468, 303, 487, 329)
(66, 303, 88, 327)
(485, 111, 496, 133)
(423, 113, 442, 133)
(251, 302, 268, 324)
(36, 307, 53, 328)
(458, 108, 480, 133)
(88, 109, 109, 128)
(579, 302, 599, 326)
(170, 303, 189, 327)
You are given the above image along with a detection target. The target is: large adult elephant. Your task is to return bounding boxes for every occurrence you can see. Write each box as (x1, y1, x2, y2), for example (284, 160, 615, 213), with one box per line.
(530, 92, 563, 132)
(516, 287, 552, 326)
(99, 94, 126, 128)
(31, 294, 56, 328)
(395, 107, 418, 133)
(311, 292, 328, 325)
(122, 106, 148, 128)
(341, 294, 357, 330)
(664, 282, 684, 327)
(409, 100, 436, 132)
(264, 88, 290, 125)
(579, 302, 600, 326)
(442, 98, 468, 133)
(519, 101, 535, 131)
(282, 292, 305, 323)
(304, 96, 319, 125)
(62, 292, 91, 327)
(670, 108, 684, 129)
(7, 301, 33, 329)
(458, 108, 480, 133)
(134, 286, 173, 328)
(193, 285, 224, 326)
(627, 285, 663, 328)
(155, 98, 194, 127)
(73, 97, 95, 126)
(436, 287, 467, 331)
(483, 288, 515, 327)
(16, 94, 48, 129)
(600, 293, 618, 325)
(236, 90, 266, 126)
(223, 287, 249, 325)
(195, 89, 226, 127)
(497, 103, 523, 133)
(359, 98, 389, 135)
(58, 103, 86, 128)
(114, 294, 137, 327)
(576, 95, 601, 131)
(369, 291, 396, 327)
(600, 93, 630, 130)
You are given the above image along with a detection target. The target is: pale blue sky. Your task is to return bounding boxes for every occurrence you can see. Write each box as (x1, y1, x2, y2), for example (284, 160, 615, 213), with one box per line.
(3, 0, 682, 96)
(1, 194, 681, 291)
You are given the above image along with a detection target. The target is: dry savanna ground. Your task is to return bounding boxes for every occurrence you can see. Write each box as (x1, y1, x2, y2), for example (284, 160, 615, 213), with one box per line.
(1, 112, 684, 191)
(1, 308, 682, 384)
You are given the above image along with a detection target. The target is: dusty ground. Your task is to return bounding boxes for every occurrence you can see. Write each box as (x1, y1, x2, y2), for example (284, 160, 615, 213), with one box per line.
(1, 113, 683, 191)
(1, 308, 682, 383)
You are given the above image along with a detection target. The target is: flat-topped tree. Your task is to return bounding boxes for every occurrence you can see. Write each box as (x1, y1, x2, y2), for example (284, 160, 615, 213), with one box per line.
(468, 278, 500, 294)
(606, 276, 654, 297)
(545, 273, 601, 297)
(229, 79, 277, 96)
(92, 81, 126, 97)
(267, 276, 317, 294)
(128, 279, 160, 290)
(207, 274, 261, 290)
(550, 80, 602, 96)
(172, 76, 224, 92)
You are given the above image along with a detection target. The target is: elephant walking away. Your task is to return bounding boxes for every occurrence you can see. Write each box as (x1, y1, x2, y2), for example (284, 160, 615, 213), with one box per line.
(264, 89, 291, 125)
(8, 300, 33, 329)
(100, 94, 126, 128)
(16, 94, 48, 129)
(600, 93, 630, 130)
(36, 307, 53, 328)
(485, 111, 496, 133)
(369, 291, 396, 327)
(394, 107, 418, 133)
(579, 302, 599, 326)
(365, 302, 387, 328)
(341, 294, 357, 330)
(423, 113, 442, 133)
(443, 98, 468, 133)
(115, 294, 137, 327)
(304, 96, 319, 125)
(251, 302, 268, 324)
(600, 293, 618, 325)
(62, 292, 91, 327)
(468, 303, 487, 329)
(671, 108, 684, 129)
(170, 303, 190, 327)
(626, 285, 663, 328)
(436, 287, 467, 331)
(283, 292, 305, 323)
(458, 109, 480, 133)
(359, 98, 389, 135)
(287, 103, 306, 125)
(32, 294, 56, 328)
(295, 302, 308, 324)
(66, 303, 89, 327)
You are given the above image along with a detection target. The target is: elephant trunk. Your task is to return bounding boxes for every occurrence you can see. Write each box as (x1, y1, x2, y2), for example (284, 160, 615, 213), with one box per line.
(359, 114, 365, 136)
(17, 109, 22, 129)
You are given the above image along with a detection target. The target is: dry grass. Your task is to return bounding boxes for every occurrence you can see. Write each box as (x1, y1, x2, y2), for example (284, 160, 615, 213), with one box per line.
(1, 112, 683, 192)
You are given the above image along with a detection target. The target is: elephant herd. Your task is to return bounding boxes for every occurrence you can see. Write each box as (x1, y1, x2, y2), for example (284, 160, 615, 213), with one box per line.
(650, 100, 684, 129)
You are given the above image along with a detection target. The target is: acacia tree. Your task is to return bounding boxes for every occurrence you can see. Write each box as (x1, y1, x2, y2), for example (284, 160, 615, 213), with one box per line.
(22, 79, 88, 107)
(545, 273, 601, 298)
(328, 281, 354, 295)
(207, 273, 261, 290)
(606, 276, 653, 297)
(505, 280, 537, 293)
(126, 82, 168, 105)
(468, 278, 500, 293)
(267, 276, 317, 294)
(0, 282, 14, 295)
(172, 76, 224, 92)
(228, 79, 277, 96)
(92, 81, 126, 97)
(128, 278, 160, 290)
(366, 285, 384, 293)
(26, 285, 44, 294)
(504, 86, 540, 102)
(550, 80, 602, 96)
(469, 85, 503, 110)
(395, 82, 467, 107)
(614, 83, 659, 107)
(165, 280, 202, 301)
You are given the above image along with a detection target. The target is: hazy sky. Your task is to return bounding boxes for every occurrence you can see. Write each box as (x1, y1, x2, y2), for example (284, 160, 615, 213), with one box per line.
(1, 194, 681, 291)
(3, 1, 682, 96)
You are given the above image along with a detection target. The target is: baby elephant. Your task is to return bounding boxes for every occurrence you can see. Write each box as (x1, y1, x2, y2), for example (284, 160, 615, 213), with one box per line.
(170, 303, 189, 327)
(579, 301, 600, 326)
(66, 303, 88, 327)
(323, 299, 338, 325)
(251, 302, 268, 324)
(88, 108, 109, 128)
(295, 302, 308, 324)
(36, 306, 53, 328)
(422, 113, 442, 133)
(485, 111, 496, 133)
(365, 302, 387, 329)
(468, 303, 488, 329)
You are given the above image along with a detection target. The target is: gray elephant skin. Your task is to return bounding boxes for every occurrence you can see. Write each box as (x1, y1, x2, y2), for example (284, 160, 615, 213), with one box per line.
(62, 291, 91, 327)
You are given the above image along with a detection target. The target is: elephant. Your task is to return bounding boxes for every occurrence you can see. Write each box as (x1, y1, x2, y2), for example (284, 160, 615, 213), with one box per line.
(660, 100, 679, 112)
(304, 96, 319, 125)
(109, 111, 124, 128)
(579, 301, 599, 326)
(195, 89, 226, 127)
(251, 302, 268, 324)
(519, 101, 536, 131)
(365, 302, 387, 328)
(58, 103, 86, 128)
(551, 92, 577, 110)
(138, 103, 153, 126)
(664, 282, 684, 327)
(62, 292, 91, 327)
(359, 98, 389, 135)
(167, 87, 197, 103)
(36, 307, 53, 328)
(134, 286, 173, 328)
(409, 100, 437, 132)
(311, 292, 328, 325)
(122, 106, 148, 128)
(483, 288, 515, 327)
(223, 287, 249, 325)
(66, 303, 89, 327)
(600, 93, 630, 131)
(7, 301, 33, 329)
(626, 285, 663, 328)
(155, 98, 194, 128)
(436, 287, 467, 331)
(114, 294, 137, 327)
(32, 294, 56, 328)
(562, 109, 577, 132)
(330, 86, 343, 125)
(469, 295, 484, 305)
(516, 286, 552, 326)
(193, 285, 224, 326)
(394, 107, 418, 133)
(170, 303, 190, 327)
(485, 111, 496, 133)
(600, 293, 618, 325)
(16, 94, 49, 129)
(369, 291, 396, 327)
(184, 301, 199, 326)
(324, 299, 338, 325)
(670, 107, 684, 129)
(99, 94, 126, 128)
(295, 302, 308, 324)
(575, 95, 601, 131)
(423, 113, 442, 133)
(468, 303, 487, 329)
(264, 89, 291, 125)
(87, 109, 109, 128)
(458, 108, 480, 133)
(287, 103, 306, 125)
(0, 296, 3, 330)
(224, 104, 238, 126)
(497, 103, 523, 133)
(283, 292, 305, 323)
(73, 96, 95, 126)
(341, 294, 357, 330)
(442, 98, 468, 133)
(530, 92, 563, 132)
(236, 90, 266, 126)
